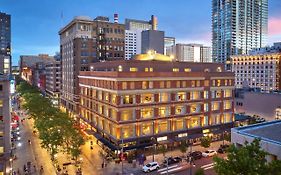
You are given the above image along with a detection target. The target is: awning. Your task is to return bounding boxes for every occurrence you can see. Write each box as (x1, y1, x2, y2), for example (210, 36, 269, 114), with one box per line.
(91, 132, 118, 151)
(123, 142, 153, 151)
(188, 133, 204, 139)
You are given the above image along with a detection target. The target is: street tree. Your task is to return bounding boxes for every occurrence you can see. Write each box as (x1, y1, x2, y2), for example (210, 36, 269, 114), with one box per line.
(213, 139, 281, 175)
(195, 168, 205, 175)
(179, 141, 188, 156)
(200, 136, 211, 148)
(158, 145, 167, 157)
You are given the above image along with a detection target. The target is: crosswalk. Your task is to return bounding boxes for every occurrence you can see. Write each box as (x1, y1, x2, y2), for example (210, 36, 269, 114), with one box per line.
(157, 164, 185, 174)
(201, 162, 215, 170)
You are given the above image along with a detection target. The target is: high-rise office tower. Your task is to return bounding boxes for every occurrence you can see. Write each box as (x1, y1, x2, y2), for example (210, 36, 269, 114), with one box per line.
(212, 0, 268, 64)
(59, 16, 125, 114)
(0, 12, 11, 74)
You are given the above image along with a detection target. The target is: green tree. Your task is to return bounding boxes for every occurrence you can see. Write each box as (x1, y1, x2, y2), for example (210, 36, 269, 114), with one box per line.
(195, 168, 205, 175)
(179, 141, 188, 156)
(200, 137, 211, 148)
(158, 145, 167, 157)
(213, 139, 281, 175)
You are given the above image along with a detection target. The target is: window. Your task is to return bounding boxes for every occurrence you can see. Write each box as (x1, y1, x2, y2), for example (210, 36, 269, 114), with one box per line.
(122, 82, 127, 90)
(175, 106, 185, 115)
(202, 116, 208, 126)
(141, 108, 153, 119)
(190, 117, 200, 128)
(141, 94, 154, 103)
(0, 100, 3, 107)
(160, 81, 165, 88)
(182, 81, 186, 88)
(0, 85, 2, 91)
(217, 67, 222, 72)
(211, 102, 220, 111)
(177, 92, 186, 101)
(204, 103, 208, 112)
(191, 81, 195, 87)
(142, 122, 153, 135)
(204, 80, 209, 87)
(130, 67, 138, 72)
(123, 95, 134, 104)
(217, 80, 221, 86)
(190, 91, 200, 100)
(174, 119, 184, 130)
(224, 101, 232, 110)
(118, 65, 123, 72)
(224, 89, 232, 98)
(159, 93, 169, 102)
(157, 121, 168, 133)
(196, 81, 200, 87)
(190, 104, 201, 113)
(224, 113, 232, 123)
(120, 110, 134, 121)
(158, 107, 170, 117)
(204, 91, 208, 99)
(130, 82, 135, 89)
(216, 90, 221, 98)
(176, 81, 181, 88)
(145, 67, 153, 72)
(121, 125, 135, 138)
(166, 81, 171, 88)
(111, 94, 117, 104)
(142, 81, 148, 89)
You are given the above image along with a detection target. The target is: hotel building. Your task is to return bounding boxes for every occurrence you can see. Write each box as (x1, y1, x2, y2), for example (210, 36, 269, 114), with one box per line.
(78, 52, 235, 150)
(231, 52, 281, 91)
(59, 16, 125, 115)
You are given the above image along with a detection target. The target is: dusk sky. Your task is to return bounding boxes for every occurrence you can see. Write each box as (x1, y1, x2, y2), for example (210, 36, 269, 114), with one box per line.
(1, 0, 281, 65)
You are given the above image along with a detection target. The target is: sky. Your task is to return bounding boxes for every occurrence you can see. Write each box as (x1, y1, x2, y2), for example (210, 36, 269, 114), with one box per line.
(0, 0, 281, 66)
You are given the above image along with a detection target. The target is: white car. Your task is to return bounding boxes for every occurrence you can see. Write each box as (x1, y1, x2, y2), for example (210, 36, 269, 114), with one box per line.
(142, 162, 160, 173)
(202, 150, 217, 157)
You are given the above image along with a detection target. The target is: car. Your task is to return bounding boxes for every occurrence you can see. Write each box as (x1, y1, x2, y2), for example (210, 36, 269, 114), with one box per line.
(163, 157, 181, 166)
(202, 150, 217, 157)
(142, 162, 160, 173)
(187, 151, 202, 160)
(218, 145, 230, 154)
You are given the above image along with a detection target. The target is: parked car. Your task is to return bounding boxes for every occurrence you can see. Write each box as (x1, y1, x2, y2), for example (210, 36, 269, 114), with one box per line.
(142, 162, 160, 173)
(218, 145, 230, 154)
(163, 157, 182, 166)
(187, 151, 202, 160)
(202, 150, 217, 157)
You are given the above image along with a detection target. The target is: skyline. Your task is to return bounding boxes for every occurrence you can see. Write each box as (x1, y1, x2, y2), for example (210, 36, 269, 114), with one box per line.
(1, 0, 281, 66)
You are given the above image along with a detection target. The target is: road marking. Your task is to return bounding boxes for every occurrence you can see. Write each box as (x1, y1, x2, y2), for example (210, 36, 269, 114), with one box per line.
(159, 166, 184, 174)
(158, 165, 178, 172)
(201, 162, 216, 170)
(204, 165, 214, 170)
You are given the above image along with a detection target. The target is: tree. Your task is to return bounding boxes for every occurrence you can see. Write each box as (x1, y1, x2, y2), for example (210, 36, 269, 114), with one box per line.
(158, 145, 167, 157)
(195, 168, 205, 175)
(213, 139, 281, 175)
(200, 137, 211, 148)
(179, 141, 188, 156)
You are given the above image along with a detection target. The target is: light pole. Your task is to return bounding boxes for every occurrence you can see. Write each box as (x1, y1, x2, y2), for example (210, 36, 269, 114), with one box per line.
(121, 136, 124, 175)
(189, 142, 193, 175)
(151, 137, 156, 162)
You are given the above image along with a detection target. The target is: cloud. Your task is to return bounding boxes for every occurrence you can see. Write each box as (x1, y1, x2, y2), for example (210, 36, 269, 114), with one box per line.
(176, 32, 212, 46)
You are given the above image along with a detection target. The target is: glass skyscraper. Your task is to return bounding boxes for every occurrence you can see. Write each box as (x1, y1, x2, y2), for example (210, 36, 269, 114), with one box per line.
(212, 0, 268, 64)
(0, 12, 11, 74)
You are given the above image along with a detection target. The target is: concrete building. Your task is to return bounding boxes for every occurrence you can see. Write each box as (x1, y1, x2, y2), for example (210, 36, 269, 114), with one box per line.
(232, 120, 281, 161)
(141, 30, 164, 54)
(78, 52, 235, 151)
(212, 0, 268, 65)
(59, 16, 125, 115)
(124, 16, 157, 60)
(45, 54, 61, 105)
(235, 88, 281, 121)
(0, 74, 11, 174)
(20, 54, 54, 89)
(166, 44, 212, 62)
(164, 37, 175, 55)
(0, 12, 11, 75)
(231, 49, 281, 91)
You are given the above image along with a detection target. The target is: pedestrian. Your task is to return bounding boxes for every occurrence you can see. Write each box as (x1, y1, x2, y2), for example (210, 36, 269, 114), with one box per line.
(33, 165, 36, 172)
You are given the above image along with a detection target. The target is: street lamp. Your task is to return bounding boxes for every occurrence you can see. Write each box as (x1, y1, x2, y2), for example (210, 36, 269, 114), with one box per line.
(151, 137, 157, 162)
(189, 141, 193, 175)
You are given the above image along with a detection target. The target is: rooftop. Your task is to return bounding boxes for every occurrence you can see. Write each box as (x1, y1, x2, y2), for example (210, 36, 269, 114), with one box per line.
(233, 120, 281, 145)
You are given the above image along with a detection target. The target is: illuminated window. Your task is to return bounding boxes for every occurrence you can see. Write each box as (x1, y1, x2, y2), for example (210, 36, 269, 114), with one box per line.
(120, 110, 134, 121)
(0, 100, 3, 107)
(212, 80, 216, 86)
(142, 81, 148, 89)
(190, 104, 201, 113)
(223, 101, 232, 110)
(111, 109, 117, 120)
(182, 81, 186, 87)
(141, 108, 153, 119)
(190, 117, 200, 128)
(121, 125, 135, 138)
(191, 81, 195, 87)
(160, 81, 165, 88)
(141, 94, 154, 103)
(166, 81, 171, 88)
(173, 68, 179, 72)
(175, 119, 184, 130)
(177, 92, 186, 101)
(104, 93, 109, 101)
(175, 106, 185, 115)
(130, 82, 135, 89)
(176, 81, 180, 88)
(204, 80, 209, 87)
(98, 105, 103, 114)
(157, 121, 168, 133)
(224, 113, 232, 123)
(204, 91, 208, 99)
(184, 68, 191, 72)
(111, 94, 117, 104)
(190, 91, 200, 100)
(196, 80, 200, 87)
(217, 67, 222, 72)
(204, 103, 208, 112)
(216, 90, 221, 98)
(224, 79, 228, 86)
(130, 67, 138, 72)
(123, 95, 134, 104)
(149, 81, 153, 88)
(202, 116, 208, 126)
(217, 80, 221, 86)
(158, 107, 170, 117)
(159, 93, 169, 102)
(224, 89, 232, 98)
(122, 82, 127, 90)
(211, 102, 220, 111)
(145, 67, 153, 72)
(98, 91, 102, 100)
(104, 106, 109, 117)
(142, 122, 153, 135)
(204, 68, 210, 72)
